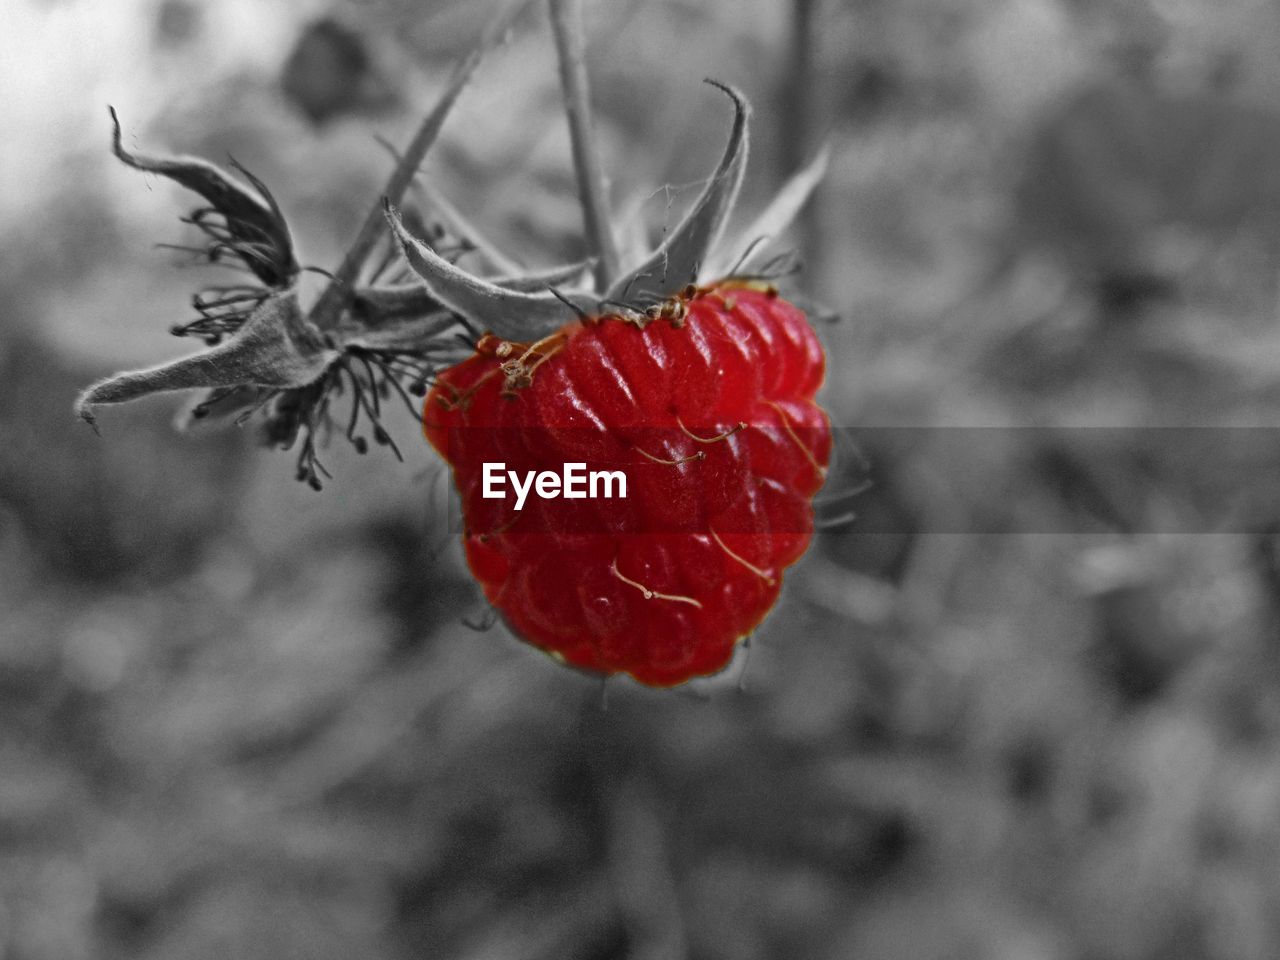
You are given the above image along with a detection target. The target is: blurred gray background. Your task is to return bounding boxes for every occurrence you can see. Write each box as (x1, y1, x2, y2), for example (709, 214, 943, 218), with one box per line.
(6, 0, 1280, 957)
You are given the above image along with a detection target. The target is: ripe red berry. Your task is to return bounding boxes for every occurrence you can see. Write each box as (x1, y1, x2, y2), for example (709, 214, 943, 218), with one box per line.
(425, 281, 831, 686)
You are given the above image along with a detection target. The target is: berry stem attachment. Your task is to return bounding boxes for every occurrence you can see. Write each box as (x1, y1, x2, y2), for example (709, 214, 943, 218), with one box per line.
(548, 0, 621, 289)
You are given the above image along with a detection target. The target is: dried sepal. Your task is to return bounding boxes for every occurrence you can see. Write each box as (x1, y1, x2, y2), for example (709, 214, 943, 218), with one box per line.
(340, 310, 461, 354)
(352, 259, 596, 322)
(351, 284, 444, 323)
(493, 259, 597, 292)
(711, 145, 829, 279)
(371, 139, 524, 277)
(110, 107, 297, 287)
(76, 288, 336, 427)
(612, 193, 656, 270)
(383, 200, 599, 340)
(606, 80, 750, 302)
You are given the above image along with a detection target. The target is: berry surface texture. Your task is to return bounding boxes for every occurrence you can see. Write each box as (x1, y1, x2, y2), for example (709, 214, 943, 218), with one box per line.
(425, 281, 832, 687)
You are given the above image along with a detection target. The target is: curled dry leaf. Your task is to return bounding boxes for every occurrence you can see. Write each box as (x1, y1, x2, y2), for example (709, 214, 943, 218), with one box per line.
(109, 106, 298, 288)
(383, 200, 601, 340)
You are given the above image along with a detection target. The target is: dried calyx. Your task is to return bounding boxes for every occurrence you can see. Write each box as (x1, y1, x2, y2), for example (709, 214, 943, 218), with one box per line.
(80, 110, 466, 488)
(78, 31, 827, 491)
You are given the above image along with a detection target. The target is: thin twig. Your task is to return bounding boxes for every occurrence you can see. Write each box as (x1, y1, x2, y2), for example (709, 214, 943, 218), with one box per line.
(310, 0, 536, 330)
(785, 0, 823, 280)
(783, 0, 817, 176)
(371, 134, 525, 275)
(548, 0, 621, 289)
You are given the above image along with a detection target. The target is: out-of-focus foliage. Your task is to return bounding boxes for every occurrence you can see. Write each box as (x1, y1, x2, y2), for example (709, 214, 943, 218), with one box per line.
(7, 0, 1280, 957)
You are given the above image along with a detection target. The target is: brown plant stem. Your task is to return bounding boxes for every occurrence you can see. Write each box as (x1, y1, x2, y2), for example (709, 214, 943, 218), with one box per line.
(548, 0, 621, 289)
(310, 0, 535, 331)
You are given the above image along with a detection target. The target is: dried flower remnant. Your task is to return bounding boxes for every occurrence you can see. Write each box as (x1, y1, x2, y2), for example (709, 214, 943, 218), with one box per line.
(78, 110, 427, 488)
(77, 2, 541, 488)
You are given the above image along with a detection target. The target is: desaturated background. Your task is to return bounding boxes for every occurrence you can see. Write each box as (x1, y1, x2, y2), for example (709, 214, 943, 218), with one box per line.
(6, 0, 1280, 957)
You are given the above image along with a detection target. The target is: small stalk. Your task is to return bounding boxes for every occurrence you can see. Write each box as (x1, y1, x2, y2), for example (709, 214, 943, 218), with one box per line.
(548, 0, 621, 290)
(782, 0, 816, 176)
(311, 0, 536, 330)
(783, 0, 822, 283)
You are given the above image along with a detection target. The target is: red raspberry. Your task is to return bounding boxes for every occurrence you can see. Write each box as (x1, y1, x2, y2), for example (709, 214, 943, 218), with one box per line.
(425, 281, 830, 686)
